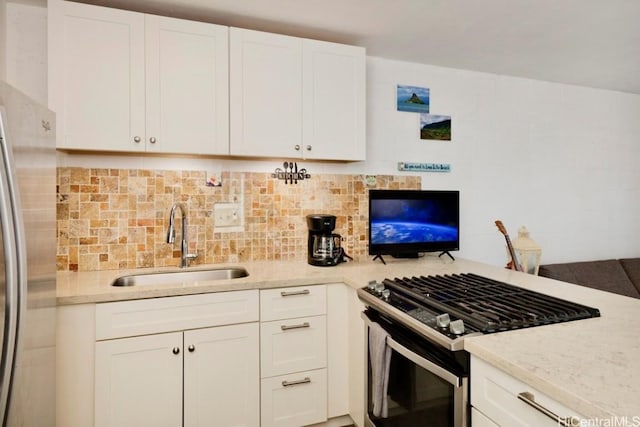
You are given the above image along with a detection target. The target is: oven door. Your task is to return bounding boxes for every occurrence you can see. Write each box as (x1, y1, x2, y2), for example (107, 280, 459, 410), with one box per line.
(363, 309, 469, 427)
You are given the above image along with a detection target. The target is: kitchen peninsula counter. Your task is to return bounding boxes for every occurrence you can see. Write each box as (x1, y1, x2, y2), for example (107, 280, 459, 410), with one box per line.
(57, 256, 640, 422)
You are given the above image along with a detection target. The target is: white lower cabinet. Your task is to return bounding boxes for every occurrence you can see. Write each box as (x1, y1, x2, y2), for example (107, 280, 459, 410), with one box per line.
(183, 324, 260, 427)
(471, 356, 584, 427)
(261, 368, 328, 427)
(260, 315, 327, 378)
(95, 332, 183, 427)
(260, 285, 328, 427)
(94, 291, 260, 427)
(60, 284, 361, 427)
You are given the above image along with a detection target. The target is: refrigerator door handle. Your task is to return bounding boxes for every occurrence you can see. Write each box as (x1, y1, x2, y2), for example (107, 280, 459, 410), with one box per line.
(0, 107, 26, 424)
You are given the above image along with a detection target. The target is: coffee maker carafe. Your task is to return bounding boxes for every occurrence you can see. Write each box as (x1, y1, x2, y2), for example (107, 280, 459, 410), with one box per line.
(306, 214, 344, 266)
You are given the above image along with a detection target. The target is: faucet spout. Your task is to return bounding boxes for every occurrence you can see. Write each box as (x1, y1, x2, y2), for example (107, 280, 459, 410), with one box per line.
(167, 203, 198, 268)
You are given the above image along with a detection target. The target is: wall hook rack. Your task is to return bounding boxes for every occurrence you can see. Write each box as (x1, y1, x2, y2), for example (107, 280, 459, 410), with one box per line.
(272, 161, 310, 184)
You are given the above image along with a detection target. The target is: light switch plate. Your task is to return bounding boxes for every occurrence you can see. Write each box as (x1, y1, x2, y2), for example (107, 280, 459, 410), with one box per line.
(214, 203, 242, 228)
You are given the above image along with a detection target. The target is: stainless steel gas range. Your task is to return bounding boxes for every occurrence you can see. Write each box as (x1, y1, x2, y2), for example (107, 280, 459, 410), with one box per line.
(358, 272, 600, 427)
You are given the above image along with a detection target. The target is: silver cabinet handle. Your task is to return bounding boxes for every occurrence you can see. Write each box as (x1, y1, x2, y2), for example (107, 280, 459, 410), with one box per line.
(280, 289, 310, 297)
(133, 136, 141, 143)
(172, 347, 180, 355)
(188, 345, 195, 352)
(294, 144, 301, 151)
(281, 322, 310, 331)
(282, 377, 311, 387)
(149, 137, 156, 144)
(517, 392, 579, 427)
(306, 145, 312, 151)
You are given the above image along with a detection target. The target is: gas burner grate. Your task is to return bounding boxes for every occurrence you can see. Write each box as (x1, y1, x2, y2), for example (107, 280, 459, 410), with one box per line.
(383, 273, 600, 333)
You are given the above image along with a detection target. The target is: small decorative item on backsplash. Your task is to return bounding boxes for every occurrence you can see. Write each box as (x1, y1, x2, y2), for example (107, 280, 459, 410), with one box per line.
(206, 173, 222, 187)
(271, 161, 311, 184)
(364, 175, 377, 187)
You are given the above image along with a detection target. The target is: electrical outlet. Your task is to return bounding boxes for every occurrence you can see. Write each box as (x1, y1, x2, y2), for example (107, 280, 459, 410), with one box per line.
(214, 203, 242, 228)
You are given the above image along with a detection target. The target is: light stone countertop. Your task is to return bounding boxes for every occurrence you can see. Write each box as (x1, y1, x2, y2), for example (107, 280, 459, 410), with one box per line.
(57, 255, 640, 421)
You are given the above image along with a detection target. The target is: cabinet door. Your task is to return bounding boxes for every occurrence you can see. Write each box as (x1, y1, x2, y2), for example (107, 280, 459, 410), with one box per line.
(303, 40, 366, 161)
(229, 27, 302, 158)
(183, 323, 260, 427)
(95, 332, 183, 427)
(48, 0, 145, 151)
(145, 16, 229, 155)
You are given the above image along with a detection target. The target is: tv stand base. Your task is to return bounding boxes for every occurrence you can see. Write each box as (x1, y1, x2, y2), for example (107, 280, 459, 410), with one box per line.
(438, 251, 455, 261)
(372, 254, 386, 265)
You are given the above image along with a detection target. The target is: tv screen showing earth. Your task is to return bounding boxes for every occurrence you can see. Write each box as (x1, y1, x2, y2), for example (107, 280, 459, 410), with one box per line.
(371, 221, 458, 244)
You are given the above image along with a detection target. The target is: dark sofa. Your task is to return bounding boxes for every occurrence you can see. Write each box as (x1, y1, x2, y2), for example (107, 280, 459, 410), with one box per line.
(538, 258, 640, 299)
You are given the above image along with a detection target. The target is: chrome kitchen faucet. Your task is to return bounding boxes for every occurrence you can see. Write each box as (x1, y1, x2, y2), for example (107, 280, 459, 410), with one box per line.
(167, 203, 198, 268)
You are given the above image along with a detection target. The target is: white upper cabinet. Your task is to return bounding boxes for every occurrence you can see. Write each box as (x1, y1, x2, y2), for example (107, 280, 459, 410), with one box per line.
(229, 28, 303, 158)
(230, 27, 366, 161)
(145, 15, 229, 155)
(303, 39, 366, 161)
(49, 1, 365, 160)
(48, 0, 229, 155)
(48, 0, 145, 152)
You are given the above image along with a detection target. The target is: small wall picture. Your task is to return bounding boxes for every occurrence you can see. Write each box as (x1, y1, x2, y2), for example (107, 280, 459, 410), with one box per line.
(397, 85, 430, 113)
(420, 114, 451, 141)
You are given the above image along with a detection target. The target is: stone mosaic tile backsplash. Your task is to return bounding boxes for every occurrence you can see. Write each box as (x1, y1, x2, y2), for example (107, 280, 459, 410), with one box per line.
(56, 167, 420, 271)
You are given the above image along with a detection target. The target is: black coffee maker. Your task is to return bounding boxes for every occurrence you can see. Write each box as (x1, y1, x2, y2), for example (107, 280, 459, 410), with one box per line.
(306, 214, 348, 266)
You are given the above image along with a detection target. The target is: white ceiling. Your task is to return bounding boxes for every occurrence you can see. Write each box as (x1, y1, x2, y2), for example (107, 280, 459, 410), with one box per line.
(70, 0, 640, 94)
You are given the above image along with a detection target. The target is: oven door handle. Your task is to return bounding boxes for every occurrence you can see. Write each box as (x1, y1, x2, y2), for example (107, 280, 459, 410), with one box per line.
(363, 313, 464, 388)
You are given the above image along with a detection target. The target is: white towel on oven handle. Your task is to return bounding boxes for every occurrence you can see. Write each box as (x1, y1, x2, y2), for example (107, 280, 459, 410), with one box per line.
(369, 321, 392, 418)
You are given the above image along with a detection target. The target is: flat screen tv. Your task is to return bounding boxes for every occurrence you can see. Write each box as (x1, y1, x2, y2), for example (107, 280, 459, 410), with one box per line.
(368, 189, 459, 262)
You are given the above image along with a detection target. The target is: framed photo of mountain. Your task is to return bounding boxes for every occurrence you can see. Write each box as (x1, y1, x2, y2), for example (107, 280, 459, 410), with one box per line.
(397, 85, 430, 113)
(420, 114, 451, 141)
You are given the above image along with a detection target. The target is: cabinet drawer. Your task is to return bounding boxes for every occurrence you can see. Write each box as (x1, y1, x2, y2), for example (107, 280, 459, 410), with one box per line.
(261, 368, 327, 427)
(471, 356, 584, 427)
(96, 290, 259, 340)
(261, 315, 327, 378)
(260, 285, 326, 321)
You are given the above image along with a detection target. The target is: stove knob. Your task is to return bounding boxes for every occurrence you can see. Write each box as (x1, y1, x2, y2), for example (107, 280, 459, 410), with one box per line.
(367, 281, 377, 291)
(381, 289, 391, 300)
(435, 313, 450, 328)
(374, 282, 385, 295)
(449, 320, 465, 335)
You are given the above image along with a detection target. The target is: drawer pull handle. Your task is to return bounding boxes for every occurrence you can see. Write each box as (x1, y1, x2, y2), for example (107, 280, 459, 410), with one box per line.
(517, 392, 579, 427)
(172, 347, 180, 355)
(280, 289, 310, 297)
(282, 377, 311, 387)
(281, 322, 310, 331)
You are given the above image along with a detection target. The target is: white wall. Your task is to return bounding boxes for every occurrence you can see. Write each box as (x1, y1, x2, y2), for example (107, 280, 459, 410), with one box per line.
(9, 3, 640, 267)
(363, 57, 640, 266)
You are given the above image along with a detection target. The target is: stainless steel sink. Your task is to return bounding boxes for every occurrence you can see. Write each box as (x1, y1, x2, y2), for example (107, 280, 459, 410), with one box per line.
(111, 267, 249, 287)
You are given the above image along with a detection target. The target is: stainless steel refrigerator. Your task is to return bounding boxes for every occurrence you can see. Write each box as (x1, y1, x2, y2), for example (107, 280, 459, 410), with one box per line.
(0, 81, 56, 426)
